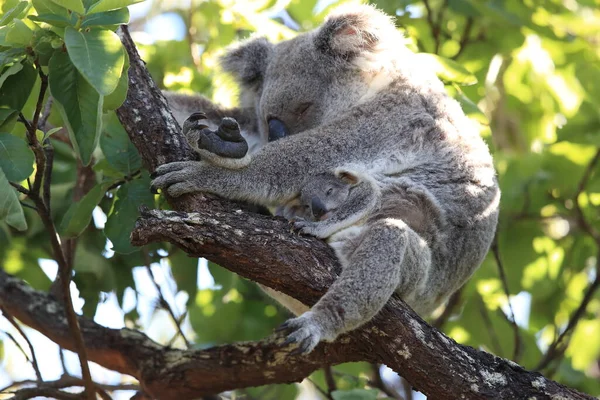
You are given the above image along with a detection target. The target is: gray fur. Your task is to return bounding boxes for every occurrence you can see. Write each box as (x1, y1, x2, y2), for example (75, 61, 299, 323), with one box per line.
(154, 4, 500, 353)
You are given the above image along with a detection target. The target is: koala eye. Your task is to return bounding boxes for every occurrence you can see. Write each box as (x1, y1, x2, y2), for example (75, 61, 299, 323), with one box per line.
(295, 102, 313, 117)
(326, 188, 333, 196)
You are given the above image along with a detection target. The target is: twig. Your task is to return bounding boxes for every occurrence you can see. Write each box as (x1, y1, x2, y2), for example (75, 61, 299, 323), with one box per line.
(536, 250, 600, 371)
(324, 366, 337, 398)
(573, 149, 600, 242)
(106, 169, 141, 191)
(42, 139, 54, 212)
(39, 96, 53, 129)
(452, 17, 474, 59)
(0, 309, 42, 381)
(1, 331, 32, 367)
(422, 0, 448, 54)
(535, 150, 600, 370)
(16, 61, 96, 400)
(370, 364, 401, 399)
(307, 377, 331, 400)
(0, 376, 139, 397)
(143, 250, 190, 348)
(477, 296, 504, 356)
(491, 235, 521, 362)
(432, 288, 462, 329)
(9, 182, 29, 195)
(4, 387, 81, 400)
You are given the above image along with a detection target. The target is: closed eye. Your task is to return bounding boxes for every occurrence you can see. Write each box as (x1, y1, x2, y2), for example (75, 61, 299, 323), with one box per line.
(295, 102, 313, 117)
(326, 188, 333, 195)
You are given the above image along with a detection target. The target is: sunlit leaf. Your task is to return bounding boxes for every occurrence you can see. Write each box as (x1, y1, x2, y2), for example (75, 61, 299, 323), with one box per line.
(64, 27, 125, 96)
(49, 51, 103, 165)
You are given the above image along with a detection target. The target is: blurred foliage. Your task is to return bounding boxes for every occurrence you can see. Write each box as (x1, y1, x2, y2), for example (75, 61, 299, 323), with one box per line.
(0, 0, 599, 398)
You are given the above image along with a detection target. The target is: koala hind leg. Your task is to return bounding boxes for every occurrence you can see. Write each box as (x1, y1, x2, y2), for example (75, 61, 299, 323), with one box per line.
(280, 219, 432, 354)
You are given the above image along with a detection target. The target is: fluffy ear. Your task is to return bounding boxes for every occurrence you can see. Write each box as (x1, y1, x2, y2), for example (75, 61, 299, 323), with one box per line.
(314, 4, 397, 59)
(336, 169, 360, 185)
(220, 37, 273, 88)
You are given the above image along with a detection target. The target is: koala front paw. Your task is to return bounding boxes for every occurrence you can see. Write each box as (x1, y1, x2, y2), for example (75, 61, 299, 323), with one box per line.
(150, 161, 203, 197)
(277, 312, 325, 355)
(292, 218, 318, 236)
(183, 113, 248, 159)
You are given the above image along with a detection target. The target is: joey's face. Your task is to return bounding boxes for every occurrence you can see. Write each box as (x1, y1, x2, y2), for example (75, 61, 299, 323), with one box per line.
(301, 175, 351, 221)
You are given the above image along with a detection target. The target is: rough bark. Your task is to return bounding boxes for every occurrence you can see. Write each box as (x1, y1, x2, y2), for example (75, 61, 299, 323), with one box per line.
(0, 25, 593, 400)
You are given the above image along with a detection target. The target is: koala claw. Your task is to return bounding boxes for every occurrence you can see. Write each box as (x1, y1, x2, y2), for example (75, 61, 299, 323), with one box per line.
(292, 219, 321, 237)
(151, 161, 202, 197)
(278, 312, 324, 355)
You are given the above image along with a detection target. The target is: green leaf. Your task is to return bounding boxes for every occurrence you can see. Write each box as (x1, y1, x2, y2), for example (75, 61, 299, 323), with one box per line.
(447, 0, 480, 17)
(0, 167, 27, 230)
(81, 7, 129, 27)
(32, 0, 69, 16)
(0, 48, 26, 67)
(104, 174, 154, 254)
(0, 62, 23, 89)
(28, 13, 73, 27)
(418, 53, 478, 86)
(5, 19, 34, 47)
(86, 0, 143, 15)
(332, 389, 379, 400)
(64, 27, 124, 96)
(0, 61, 36, 112)
(103, 50, 128, 110)
(0, 133, 34, 182)
(100, 111, 140, 175)
(59, 183, 109, 237)
(50, 0, 84, 14)
(0, 1, 29, 26)
(49, 51, 103, 165)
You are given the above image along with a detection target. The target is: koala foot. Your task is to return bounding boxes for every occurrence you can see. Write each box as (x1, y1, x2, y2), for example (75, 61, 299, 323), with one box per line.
(292, 218, 328, 238)
(183, 113, 248, 159)
(277, 312, 326, 355)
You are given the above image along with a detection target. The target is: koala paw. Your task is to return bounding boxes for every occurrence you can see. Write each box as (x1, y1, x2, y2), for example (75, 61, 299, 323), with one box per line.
(292, 219, 331, 239)
(183, 113, 248, 160)
(277, 312, 324, 355)
(150, 161, 203, 197)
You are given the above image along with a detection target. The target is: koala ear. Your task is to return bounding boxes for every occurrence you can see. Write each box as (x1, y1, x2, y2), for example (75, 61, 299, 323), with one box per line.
(314, 4, 396, 59)
(336, 170, 360, 185)
(221, 37, 273, 88)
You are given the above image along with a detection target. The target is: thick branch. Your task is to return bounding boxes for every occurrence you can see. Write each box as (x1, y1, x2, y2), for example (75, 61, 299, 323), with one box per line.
(0, 269, 358, 399)
(130, 209, 593, 400)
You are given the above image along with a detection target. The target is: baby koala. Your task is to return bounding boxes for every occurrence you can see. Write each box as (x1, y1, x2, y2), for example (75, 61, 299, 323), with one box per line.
(279, 168, 384, 353)
(292, 168, 380, 241)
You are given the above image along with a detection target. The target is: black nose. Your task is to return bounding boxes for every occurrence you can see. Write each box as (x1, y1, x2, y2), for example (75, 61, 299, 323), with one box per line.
(268, 118, 289, 142)
(311, 196, 327, 220)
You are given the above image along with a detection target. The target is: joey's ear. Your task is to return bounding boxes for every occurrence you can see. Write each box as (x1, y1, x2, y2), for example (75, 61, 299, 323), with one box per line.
(221, 37, 273, 88)
(336, 170, 360, 185)
(314, 4, 397, 59)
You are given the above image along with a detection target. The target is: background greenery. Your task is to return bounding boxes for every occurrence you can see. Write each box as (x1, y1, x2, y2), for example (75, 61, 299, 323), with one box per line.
(0, 0, 599, 398)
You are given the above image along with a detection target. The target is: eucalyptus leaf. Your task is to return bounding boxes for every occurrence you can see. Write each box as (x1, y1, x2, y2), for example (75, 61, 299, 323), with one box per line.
(104, 174, 154, 254)
(86, 0, 143, 15)
(49, 51, 103, 165)
(0, 167, 27, 231)
(0, 133, 34, 182)
(49, 0, 84, 14)
(64, 27, 124, 96)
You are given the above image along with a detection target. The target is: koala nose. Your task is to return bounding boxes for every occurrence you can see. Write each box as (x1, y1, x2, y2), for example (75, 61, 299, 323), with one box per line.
(311, 197, 328, 220)
(268, 118, 289, 142)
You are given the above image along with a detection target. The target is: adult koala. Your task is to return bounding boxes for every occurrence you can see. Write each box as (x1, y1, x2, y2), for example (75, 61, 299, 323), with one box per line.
(154, 4, 500, 352)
